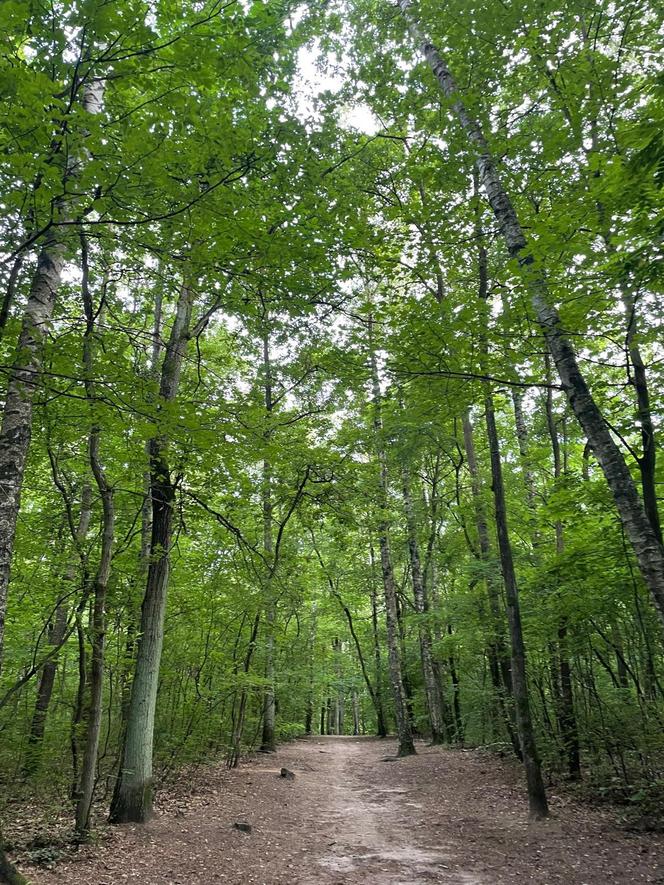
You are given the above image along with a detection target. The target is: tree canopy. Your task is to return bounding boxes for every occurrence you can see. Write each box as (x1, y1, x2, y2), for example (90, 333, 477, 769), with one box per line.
(0, 0, 663, 876)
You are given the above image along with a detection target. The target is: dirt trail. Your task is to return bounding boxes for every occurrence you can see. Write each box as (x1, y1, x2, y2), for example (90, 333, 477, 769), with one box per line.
(22, 737, 664, 884)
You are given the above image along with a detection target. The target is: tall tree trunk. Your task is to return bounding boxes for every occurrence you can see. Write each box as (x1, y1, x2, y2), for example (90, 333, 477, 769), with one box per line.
(304, 607, 317, 736)
(352, 689, 360, 736)
(475, 173, 548, 817)
(396, 0, 664, 625)
(369, 543, 388, 737)
(0, 74, 103, 883)
(0, 77, 104, 671)
(461, 411, 520, 756)
(228, 613, 260, 768)
(583, 82, 661, 545)
(110, 284, 194, 823)
(121, 286, 164, 736)
(0, 232, 66, 667)
(75, 431, 114, 835)
(447, 625, 464, 743)
(401, 466, 446, 743)
(543, 356, 581, 780)
(620, 285, 661, 544)
(511, 391, 538, 516)
(369, 319, 415, 757)
(75, 248, 115, 836)
(484, 392, 549, 818)
(260, 330, 277, 753)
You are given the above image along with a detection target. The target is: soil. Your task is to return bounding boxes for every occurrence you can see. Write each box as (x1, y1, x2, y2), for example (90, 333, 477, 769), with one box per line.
(17, 736, 664, 884)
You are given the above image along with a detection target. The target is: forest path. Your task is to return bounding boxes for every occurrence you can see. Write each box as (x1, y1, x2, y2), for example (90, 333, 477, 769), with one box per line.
(24, 736, 664, 884)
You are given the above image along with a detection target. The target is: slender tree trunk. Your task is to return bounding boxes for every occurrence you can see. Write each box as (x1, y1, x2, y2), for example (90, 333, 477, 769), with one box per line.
(75, 254, 115, 836)
(260, 330, 277, 753)
(304, 608, 317, 736)
(543, 356, 581, 780)
(25, 605, 67, 765)
(369, 320, 415, 757)
(228, 613, 260, 768)
(71, 609, 87, 800)
(447, 625, 464, 743)
(511, 391, 538, 515)
(110, 284, 193, 823)
(121, 287, 163, 736)
(474, 174, 548, 816)
(484, 392, 549, 818)
(369, 543, 388, 737)
(352, 689, 360, 736)
(620, 286, 661, 544)
(75, 434, 114, 834)
(397, 0, 664, 624)
(461, 411, 520, 755)
(402, 466, 446, 743)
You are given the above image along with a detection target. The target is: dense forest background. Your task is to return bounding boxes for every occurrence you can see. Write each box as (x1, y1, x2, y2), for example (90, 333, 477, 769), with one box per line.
(0, 0, 663, 877)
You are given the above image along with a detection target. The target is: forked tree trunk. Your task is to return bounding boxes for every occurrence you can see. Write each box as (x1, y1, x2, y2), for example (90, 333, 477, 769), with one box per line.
(110, 284, 194, 823)
(396, 0, 664, 625)
(401, 466, 446, 743)
(369, 320, 415, 757)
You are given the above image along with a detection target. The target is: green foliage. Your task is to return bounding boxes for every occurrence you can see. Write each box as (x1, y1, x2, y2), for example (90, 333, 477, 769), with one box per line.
(0, 0, 663, 856)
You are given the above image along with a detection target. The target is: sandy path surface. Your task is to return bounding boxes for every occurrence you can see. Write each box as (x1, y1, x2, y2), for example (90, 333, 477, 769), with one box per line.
(21, 736, 664, 884)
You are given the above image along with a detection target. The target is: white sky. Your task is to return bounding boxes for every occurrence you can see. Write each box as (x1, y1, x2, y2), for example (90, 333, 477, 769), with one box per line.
(295, 42, 379, 134)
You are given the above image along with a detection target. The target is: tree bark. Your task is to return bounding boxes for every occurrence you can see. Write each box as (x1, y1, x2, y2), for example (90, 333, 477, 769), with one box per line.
(401, 466, 446, 743)
(75, 248, 115, 836)
(260, 330, 277, 753)
(228, 613, 260, 768)
(396, 0, 664, 626)
(369, 318, 415, 757)
(110, 283, 194, 823)
(542, 356, 581, 780)
(0, 77, 104, 671)
(484, 392, 549, 818)
(369, 543, 388, 737)
(461, 411, 520, 756)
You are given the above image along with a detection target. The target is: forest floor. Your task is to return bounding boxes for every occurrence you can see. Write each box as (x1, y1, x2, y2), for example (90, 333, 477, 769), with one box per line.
(16, 736, 664, 884)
